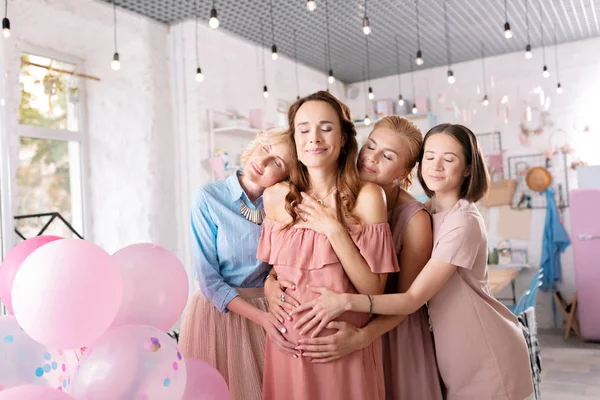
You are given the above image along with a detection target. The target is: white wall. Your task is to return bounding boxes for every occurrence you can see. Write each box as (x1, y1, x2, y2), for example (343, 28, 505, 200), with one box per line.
(346, 36, 600, 328)
(2, 0, 177, 255)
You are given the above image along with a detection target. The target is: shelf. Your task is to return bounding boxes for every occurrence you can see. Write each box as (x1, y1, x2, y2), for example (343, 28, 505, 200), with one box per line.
(211, 126, 261, 136)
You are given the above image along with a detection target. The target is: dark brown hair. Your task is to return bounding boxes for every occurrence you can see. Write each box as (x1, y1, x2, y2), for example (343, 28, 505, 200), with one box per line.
(285, 91, 362, 228)
(417, 123, 489, 202)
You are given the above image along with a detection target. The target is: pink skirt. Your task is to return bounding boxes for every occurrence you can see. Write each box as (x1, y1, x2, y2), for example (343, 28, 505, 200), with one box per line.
(178, 288, 268, 400)
(382, 307, 445, 400)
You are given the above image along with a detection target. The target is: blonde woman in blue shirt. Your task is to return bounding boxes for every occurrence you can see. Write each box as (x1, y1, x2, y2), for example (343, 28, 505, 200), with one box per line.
(179, 128, 298, 400)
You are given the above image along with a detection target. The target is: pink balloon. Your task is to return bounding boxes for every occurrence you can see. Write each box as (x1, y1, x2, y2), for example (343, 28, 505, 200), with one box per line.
(70, 324, 186, 400)
(0, 385, 74, 400)
(11, 239, 123, 350)
(0, 236, 62, 314)
(111, 244, 188, 331)
(182, 358, 229, 400)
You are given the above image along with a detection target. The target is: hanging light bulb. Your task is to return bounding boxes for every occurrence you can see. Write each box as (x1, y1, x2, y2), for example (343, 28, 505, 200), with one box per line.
(328, 69, 335, 84)
(542, 65, 549, 78)
(525, 44, 532, 59)
(368, 87, 374, 100)
(209, 7, 219, 29)
(111, 1, 120, 70)
(415, 49, 423, 66)
(412, 104, 418, 114)
(398, 94, 404, 106)
(111, 52, 120, 71)
(263, 85, 269, 98)
(306, 0, 316, 11)
(271, 44, 278, 61)
(2, 17, 9, 39)
(362, 16, 371, 35)
(556, 82, 563, 94)
(195, 67, 204, 83)
(504, 22, 512, 39)
(482, 94, 489, 106)
(364, 114, 371, 125)
(447, 70, 455, 84)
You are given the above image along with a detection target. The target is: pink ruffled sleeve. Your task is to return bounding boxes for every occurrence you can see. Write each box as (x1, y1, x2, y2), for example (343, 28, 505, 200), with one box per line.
(352, 223, 400, 274)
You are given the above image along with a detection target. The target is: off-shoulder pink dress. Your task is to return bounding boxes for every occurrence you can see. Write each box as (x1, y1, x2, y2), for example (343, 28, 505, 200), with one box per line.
(257, 219, 400, 400)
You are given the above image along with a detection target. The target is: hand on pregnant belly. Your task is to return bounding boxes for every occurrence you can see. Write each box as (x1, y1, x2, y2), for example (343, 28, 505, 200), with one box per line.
(259, 311, 301, 357)
(291, 285, 347, 338)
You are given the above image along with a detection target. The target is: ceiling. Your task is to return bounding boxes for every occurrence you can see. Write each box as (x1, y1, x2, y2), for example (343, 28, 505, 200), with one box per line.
(98, 0, 600, 83)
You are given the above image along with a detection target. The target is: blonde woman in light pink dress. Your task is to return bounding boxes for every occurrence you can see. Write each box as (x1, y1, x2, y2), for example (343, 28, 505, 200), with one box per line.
(293, 124, 534, 400)
(258, 91, 399, 400)
(266, 116, 444, 400)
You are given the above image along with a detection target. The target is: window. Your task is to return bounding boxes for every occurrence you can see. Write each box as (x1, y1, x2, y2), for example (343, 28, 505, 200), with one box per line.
(15, 52, 87, 240)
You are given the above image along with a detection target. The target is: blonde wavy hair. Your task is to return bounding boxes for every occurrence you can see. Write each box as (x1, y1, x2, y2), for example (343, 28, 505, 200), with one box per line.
(372, 116, 423, 190)
(240, 128, 295, 170)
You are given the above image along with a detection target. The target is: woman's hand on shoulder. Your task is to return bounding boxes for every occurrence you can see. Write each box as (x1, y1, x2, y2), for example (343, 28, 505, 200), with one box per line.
(353, 182, 388, 224)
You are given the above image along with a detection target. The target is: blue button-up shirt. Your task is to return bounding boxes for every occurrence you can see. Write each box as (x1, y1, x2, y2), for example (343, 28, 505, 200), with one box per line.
(191, 171, 269, 312)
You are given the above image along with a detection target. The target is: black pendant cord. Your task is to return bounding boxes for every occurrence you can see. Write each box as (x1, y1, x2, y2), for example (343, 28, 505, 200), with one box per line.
(540, 0, 546, 64)
(444, 0, 451, 69)
(293, 29, 300, 98)
(365, 35, 371, 87)
(269, 0, 276, 47)
(325, 0, 332, 71)
(113, 0, 118, 53)
(260, 15, 266, 86)
(395, 36, 402, 94)
(525, 0, 530, 44)
(194, 0, 199, 67)
(409, 55, 416, 99)
(4, 0, 7, 18)
(481, 42, 487, 94)
(553, 22, 560, 82)
(415, 0, 420, 50)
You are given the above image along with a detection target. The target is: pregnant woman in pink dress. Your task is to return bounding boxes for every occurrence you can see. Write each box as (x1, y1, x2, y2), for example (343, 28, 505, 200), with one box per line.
(266, 116, 444, 399)
(257, 91, 399, 400)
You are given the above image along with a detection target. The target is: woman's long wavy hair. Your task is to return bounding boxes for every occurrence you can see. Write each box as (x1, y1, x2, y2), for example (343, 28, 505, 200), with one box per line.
(284, 91, 363, 228)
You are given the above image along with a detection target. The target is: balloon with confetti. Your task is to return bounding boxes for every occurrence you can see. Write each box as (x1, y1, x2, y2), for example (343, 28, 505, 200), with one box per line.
(0, 385, 75, 400)
(0, 316, 70, 391)
(70, 324, 186, 400)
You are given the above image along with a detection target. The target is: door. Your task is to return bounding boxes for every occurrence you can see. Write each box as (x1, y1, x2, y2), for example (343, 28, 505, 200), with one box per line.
(569, 189, 600, 341)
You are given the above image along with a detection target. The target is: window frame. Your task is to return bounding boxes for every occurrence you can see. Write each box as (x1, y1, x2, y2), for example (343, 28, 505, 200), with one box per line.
(16, 44, 91, 241)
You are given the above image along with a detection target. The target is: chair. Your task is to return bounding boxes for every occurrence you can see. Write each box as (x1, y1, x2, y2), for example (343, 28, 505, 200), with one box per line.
(509, 269, 543, 315)
(553, 290, 581, 340)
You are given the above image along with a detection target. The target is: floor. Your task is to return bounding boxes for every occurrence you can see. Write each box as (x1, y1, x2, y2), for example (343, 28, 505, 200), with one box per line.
(538, 329, 600, 400)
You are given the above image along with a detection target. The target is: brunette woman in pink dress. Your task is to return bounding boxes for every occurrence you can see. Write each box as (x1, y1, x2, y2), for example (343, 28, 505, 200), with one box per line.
(265, 116, 444, 400)
(293, 124, 534, 400)
(257, 91, 399, 400)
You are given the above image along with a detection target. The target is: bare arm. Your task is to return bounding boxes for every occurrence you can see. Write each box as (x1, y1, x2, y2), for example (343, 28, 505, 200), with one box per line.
(344, 259, 457, 315)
